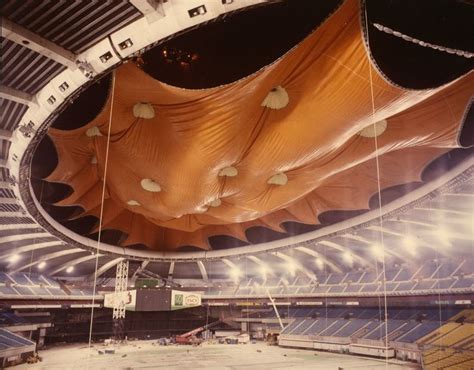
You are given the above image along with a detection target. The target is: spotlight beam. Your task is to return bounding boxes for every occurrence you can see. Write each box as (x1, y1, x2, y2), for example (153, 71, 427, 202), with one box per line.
(318, 240, 373, 267)
(295, 246, 343, 274)
(49, 254, 102, 276)
(9, 249, 84, 274)
(365, 226, 426, 259)
(274, 252, 315, 280)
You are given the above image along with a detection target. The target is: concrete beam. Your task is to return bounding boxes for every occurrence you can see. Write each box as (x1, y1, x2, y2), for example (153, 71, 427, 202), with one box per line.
(0, 241, 64, 259)
(1, 17, 77, 69)
(10, 248, 84, 273)
(129, 0, 165, 23)
(168, 261, 175, 279)
(0, 130, 12, 141)
(0, 197, 18, 205)
(0, 181, 13, 188)
(0, 232, 50, 245)
(0, 224, 41, 231)
(246, 255, 265, 266)
(131, 260, 149, 280)
(87, 258, 124, 281)
(0, 85, 34, 106)
(49, 254, 101, 276)
(196, 261, 208, 281)
(0, 211, 27, 218)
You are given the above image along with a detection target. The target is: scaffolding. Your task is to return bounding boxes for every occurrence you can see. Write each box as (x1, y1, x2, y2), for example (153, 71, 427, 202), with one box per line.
(112, 260, 129, 340)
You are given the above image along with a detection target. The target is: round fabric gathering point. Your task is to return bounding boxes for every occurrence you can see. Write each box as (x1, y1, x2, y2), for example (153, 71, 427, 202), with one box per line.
(261, 86, 289, 109)
(133, 102, 155, 119)
(140, 178, 162, 192)
(267, 172, 288, 186)
(358, 119, 388, 138)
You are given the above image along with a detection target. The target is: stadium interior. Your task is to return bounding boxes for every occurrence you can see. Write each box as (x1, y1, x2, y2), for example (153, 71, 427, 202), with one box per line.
(0, 0, 473, 368)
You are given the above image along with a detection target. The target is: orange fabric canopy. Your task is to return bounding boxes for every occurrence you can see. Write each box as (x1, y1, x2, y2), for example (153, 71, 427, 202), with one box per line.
(47, 0, 473, 250)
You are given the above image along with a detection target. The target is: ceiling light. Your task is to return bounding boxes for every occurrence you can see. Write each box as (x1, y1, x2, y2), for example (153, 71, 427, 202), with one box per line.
(141, 178, 161, 192)
(99, 51, 113, 63)
(261, 86, 289, 109)
(38, 261, 46, 270)
(343, 251, 353, 265)
(8, 254, 20, 263)
(259, 264, 268, 279)
(188, 5, 207, 18)
(58, 81, 69, 92)
(47, 95, 56, 105)
(118, 38, 133, 50)
(66, 266, 74, 273)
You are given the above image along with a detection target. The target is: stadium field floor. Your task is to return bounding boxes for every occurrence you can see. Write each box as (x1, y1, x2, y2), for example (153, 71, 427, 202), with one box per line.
(13, 341, 421, 369)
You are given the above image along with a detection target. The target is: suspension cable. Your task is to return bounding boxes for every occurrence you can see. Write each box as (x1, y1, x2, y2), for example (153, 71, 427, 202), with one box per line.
(365, 6, 390, 366)
(87, 71, 117, 351)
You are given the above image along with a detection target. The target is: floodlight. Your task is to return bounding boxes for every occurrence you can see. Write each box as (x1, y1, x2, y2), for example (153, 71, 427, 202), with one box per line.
(229, 266, 241, 281)
(343, 251, 353, 265)
(38, 261, 46, 270)
(437, 228, 451, 246)
(286, 260, 297, 276)
(315, 258, 324, 270)
(66, 266, 74, 273)
(371, 244, 384, 259)
(8, 254, 20, 263)
(403, 236, 418, 255)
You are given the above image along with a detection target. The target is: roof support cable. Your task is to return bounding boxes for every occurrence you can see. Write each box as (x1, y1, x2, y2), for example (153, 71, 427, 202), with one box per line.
(365, 6, 390, 367)
(372, 23, 473, 59)
(86, 70, 117, 359)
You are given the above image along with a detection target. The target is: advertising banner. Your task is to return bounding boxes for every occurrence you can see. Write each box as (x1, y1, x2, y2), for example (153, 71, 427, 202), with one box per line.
(171, 290, 201, 310)
(104, 289, 137, 311)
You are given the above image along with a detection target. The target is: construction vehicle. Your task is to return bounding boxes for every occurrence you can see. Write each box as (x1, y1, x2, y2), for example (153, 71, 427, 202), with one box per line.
(175, 320, 221, 345)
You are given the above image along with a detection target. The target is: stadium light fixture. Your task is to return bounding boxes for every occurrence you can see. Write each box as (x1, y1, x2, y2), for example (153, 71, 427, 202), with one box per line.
(437, 228, 451, 247)
(403, 236, 417, 255)
(8, 254, 20, 263)
(343, 251, 353, 265)
(371, 244, 384, 260)
(229, 266, 241, 282)
(286, 259, 297, 276)
(314, 258, 324, 270)
(66, 266, 74, 273)
(38, 261, 46, 270)
(259, 264, 268, 280)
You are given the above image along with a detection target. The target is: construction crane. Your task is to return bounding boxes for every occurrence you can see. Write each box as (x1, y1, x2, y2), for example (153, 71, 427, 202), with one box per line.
(175, 320, 221, 345)
(266, 288, 284, 329)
